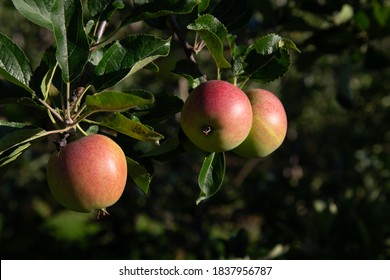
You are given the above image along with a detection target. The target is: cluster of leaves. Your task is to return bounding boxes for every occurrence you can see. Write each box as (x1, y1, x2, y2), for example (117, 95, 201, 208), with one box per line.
(0, 0, 298, 204)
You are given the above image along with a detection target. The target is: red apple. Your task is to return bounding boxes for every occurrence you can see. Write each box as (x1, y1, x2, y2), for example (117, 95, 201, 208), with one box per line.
(180, 80, 253, 152)
(47, 134, 127, 213)
(233, 88, 287, 157)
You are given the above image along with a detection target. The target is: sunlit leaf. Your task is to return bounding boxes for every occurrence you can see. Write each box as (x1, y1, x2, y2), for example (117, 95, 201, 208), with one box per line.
(187, 14, 231, 68)
(238, 34, 300, 83)
(126, 157, 152, 194)
(197, 152, 225, 204)
(11, 0, 55, 31)
(96, 113, 164, 142)
(198, 0, 210, 13)
(86, 89, 154, 112)
(94, 35, 171, 90)
(0, 142, 31, 177)
(0, 121, 46, 156)
(0, 33, 33, 94)
(51, 0, 89, 82)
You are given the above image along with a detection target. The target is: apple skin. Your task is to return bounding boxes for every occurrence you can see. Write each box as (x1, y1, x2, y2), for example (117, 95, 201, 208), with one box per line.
(180, 80, 253, 152)
(47, 134, 127, 213)
(233, 89, 287, 158)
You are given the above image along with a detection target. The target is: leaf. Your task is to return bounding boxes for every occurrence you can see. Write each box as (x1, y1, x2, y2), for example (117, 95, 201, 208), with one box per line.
(0, 33, 33, 94)
(126, 157, 152, 194)
(0, 143, 32, 178)
(123, 0, 198, 24)
(51, 0, 90, 83)
(88, 0, 112, 17)
(242, 48, 291, 83)
(198, 0, 210, 13)
(239, 34, 300, 83)
(187, 14, 231, 68)
(88, 0, 125, 20)
(86, 89, 154, 112)
(0, 121, 46, 156)
(30, 47, 62, 96)
(94, 35, 171, 90)
(40, 63, 58, 101)
(96, 113, 164, 142)
(11, 0, 55, 31)
(196, 152, 226, 204)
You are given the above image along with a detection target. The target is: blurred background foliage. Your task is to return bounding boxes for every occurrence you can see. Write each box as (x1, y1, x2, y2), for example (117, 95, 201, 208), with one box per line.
(1, 0, 390, 259)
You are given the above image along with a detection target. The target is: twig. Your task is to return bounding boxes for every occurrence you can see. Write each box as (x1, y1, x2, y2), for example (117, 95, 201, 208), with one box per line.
(32, 92, 64, 123)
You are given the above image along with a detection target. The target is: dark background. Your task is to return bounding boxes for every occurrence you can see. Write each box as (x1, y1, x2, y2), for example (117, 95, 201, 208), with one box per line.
(1, 0, 389, 259)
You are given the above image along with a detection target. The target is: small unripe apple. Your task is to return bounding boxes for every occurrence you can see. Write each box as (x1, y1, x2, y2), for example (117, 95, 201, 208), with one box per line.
(180, 80, 253, 152)
(47, 134, 127, 213)
(233, 88, 287, 158)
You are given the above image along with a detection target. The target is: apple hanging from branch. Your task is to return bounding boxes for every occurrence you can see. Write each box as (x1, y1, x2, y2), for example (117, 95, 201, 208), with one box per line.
(46, 134, 128, 215)
(180, 80, 253, 153)
(233, 88, 288, 158)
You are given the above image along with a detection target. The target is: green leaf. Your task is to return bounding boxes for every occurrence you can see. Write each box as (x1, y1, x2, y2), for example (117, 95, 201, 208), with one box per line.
(0, 143, 32, 178)
(0, 121, 46, 156)
(86, 89, 154, 112)
(88, 0, 124, 19)
(123, 0, 198, 24)
(278, 38, 301, 54)
(94, 35, 171, 90)
(0, 33, 33, 94)
(40, 63, 58, 101)
(96, 113, 164, 142)
(198, 0, 210, 13)
(242, 48, 291, 83)
(239, 34, 300, 83)
(88, 0, 112, 17)
(197, 152, 226, 204)
(11, 0, 55, 31)
(187, 14, 231, 68)
(126, 157, 152, 194)
(51, 0, 90, 82)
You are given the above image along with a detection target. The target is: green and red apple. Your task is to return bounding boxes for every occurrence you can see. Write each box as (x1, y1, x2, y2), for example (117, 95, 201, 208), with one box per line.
(180, 80, 253, 152)
(233, 88, 287, 158)
(47, 134, 127, 214)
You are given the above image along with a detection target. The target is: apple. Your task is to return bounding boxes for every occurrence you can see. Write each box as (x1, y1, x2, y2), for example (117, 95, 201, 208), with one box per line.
(180, 80, 253, 152)
(233, 88, 287, 158)
(46, 134, 127, 214)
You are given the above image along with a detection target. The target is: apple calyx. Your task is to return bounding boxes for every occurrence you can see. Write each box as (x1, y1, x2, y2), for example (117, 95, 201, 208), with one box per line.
(202, 126, 212, 135)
